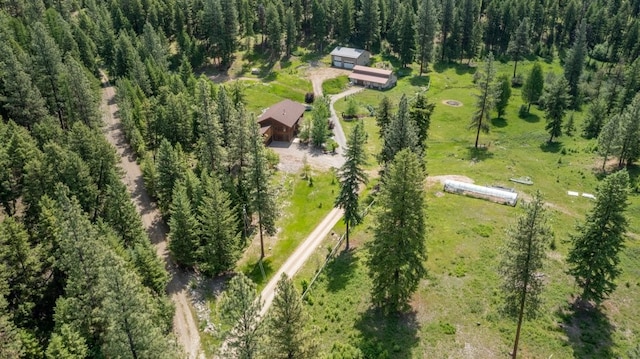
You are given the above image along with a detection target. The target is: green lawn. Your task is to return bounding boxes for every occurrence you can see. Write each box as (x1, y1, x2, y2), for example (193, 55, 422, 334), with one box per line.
(293, 57, 640, 358)
(237, 169, 339, 289)
(322, 75, 350, 95)
(241, 71, 312, 114)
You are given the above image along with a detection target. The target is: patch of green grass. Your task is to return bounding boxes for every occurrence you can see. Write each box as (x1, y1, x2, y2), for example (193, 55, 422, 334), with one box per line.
(322, 75, 350, 95)
(241, 72, 312, 114)
(238, 170, 339, 289)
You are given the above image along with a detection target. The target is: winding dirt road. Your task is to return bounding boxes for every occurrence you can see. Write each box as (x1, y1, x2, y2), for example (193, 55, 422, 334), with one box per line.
(99, 73, 204, 359)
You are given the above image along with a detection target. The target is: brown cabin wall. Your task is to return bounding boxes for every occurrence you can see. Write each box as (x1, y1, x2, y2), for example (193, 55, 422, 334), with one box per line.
(258, 117, 299, 142)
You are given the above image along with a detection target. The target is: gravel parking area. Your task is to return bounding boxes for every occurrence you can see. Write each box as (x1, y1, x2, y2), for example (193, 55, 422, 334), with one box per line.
(269, 140, 345, 173)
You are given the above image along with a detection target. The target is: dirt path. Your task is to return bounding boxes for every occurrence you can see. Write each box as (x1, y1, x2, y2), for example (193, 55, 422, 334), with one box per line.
(328, 87, 366, 150)
(258, 207, 344, 316)
(99, 73, 204, 359)
(307, 65, 351, 98)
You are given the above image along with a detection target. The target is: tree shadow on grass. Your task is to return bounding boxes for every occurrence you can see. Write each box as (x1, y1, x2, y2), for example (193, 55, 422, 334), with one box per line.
(491, 117, 508, 128)
(433, 62, 477, 75)
(409, 75, 430, 87)
(324, 249, 357, 292)
(539, 141, 563, 153)
(556, 300, 615, 359)
(355, 308, 420, 359)
(244, 258, 274, 287)
(521, 112, 541, 123)
(467, 146, 494, 161)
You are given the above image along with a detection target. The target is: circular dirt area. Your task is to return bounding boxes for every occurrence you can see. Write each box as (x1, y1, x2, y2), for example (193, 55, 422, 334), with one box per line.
(442, 100, 463, 107)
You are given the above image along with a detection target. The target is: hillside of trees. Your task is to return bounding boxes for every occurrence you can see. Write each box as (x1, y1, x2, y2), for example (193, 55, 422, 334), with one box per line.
(2, 0, 640, 357)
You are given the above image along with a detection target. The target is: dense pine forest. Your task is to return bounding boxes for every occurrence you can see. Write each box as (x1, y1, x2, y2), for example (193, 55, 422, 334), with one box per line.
(2, 0, 640, 357)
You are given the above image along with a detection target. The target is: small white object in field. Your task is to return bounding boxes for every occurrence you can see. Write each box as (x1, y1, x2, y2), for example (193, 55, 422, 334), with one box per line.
(567, 191, 579, 196)
(581, 193, 596, 200)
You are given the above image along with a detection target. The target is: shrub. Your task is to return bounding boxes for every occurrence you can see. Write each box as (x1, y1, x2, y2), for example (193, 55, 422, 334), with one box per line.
(305, 92, 315, 104)
(511, 74, 524, 87)
(265, 148, 279, 169)
(440, 322, 457, 335)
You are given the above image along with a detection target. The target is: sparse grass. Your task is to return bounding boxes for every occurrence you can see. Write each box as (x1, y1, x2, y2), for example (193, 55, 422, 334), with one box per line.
(322, 75, 350, 95)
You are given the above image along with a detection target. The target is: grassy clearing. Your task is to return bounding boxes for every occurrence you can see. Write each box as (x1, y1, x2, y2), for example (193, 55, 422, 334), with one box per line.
(322, 75, 350, 95)
(293, 57, 640, 358)
(241, 71, 312, 114)
(201, 169, 339, 355)
(236, 169, 339, 289)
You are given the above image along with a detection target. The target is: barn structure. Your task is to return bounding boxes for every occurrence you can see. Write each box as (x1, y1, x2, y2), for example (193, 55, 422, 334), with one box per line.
(348, 65, 397, 90)
(257, 99, 306, 144)
(330, 47, 370, 69)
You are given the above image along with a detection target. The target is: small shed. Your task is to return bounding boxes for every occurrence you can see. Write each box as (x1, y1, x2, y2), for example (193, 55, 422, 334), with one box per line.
(330, 47, 370, 69)
(348, 65, 397, 90)
(443, 180, 518, 206)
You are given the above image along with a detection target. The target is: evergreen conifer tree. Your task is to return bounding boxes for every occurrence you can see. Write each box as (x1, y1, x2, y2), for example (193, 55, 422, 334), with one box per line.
(265, 273, 316, 358)
(470, 53, 500, 148)
(416, 0, 438, 75)
(563, 21, 587, 109)
(496, 75, 512, 118)
(375, 96, 393, 138)
(368, 149, 427, 313)
(168, 181, 199, 268)
(521, 63, 544, 112)
(507, 18, 531, 78)
(335, 121, 368, 249)
(541, 76, 571, 143)
(380, 95, 420, 164)
(219, 273, 263, 358)
(499, 192, 551, 359)
(567, 171, 630, 305)
(248, 120, 278, 258)
(197, 172, 240, 275)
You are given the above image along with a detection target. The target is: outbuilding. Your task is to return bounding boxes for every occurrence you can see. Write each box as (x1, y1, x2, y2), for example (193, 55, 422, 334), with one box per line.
(330, 47, 370, 69)
(348, 65, 397, 90)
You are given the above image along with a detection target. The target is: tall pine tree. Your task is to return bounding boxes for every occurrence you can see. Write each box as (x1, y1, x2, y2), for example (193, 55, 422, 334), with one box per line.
(499, 192, 551, 359)
(335, 121, 368, 249)
(219, 273, 263, 358)
(567, 171, 630, 305)
(265, 273, 315, 359)
(541, 76, 571, 143)
(368, 149, 427, 313)
(197, 172, 240, 276)
(470, 53, 500, 148)
(416, 0, 438, 75)
(563, 21, 587, 109)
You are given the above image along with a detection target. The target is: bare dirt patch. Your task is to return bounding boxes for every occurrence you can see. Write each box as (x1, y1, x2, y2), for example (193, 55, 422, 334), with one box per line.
(306, 64, 352, 96)
(442, 99, 463, 107)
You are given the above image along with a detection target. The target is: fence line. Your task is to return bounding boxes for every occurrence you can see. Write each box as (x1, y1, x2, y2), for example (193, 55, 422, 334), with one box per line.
(301, 199, 376, 299)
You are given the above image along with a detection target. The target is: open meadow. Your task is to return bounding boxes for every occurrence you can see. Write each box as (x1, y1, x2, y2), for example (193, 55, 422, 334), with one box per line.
(203, 50, 640, 358)
(297, 57, 640, 358)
